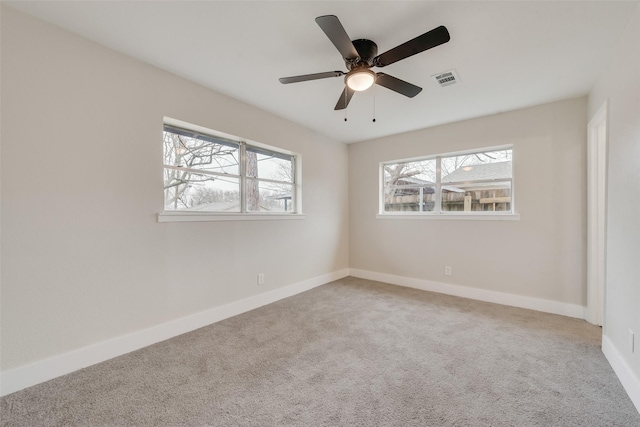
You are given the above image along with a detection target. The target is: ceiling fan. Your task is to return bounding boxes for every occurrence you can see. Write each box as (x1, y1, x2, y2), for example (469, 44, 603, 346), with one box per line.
(279, 15, 450, 110)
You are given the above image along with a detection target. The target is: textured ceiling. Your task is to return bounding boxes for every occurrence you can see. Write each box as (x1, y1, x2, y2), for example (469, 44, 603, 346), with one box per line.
(6, 1, 638, 143)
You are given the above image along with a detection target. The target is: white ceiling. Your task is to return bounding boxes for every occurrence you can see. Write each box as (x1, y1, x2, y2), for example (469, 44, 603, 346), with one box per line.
(6, 1, 638, 143)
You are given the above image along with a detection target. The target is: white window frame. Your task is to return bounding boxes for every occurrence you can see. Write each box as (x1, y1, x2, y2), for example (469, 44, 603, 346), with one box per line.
(158, 118, 303, 222)
(378, 145, 519, 221)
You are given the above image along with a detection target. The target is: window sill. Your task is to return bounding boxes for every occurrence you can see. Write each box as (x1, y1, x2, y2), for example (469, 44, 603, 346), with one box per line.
(376, 212, 520, 221)
(157, 212, 306, 223)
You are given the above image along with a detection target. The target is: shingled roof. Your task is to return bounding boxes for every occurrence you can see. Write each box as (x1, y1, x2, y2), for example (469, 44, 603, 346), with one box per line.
(442, 161, 512, 183)
(395, 176, 464, 193)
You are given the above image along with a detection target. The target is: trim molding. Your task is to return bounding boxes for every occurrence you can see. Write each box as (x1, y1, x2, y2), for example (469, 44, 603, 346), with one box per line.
(349, 269, 586, 319)
(586, 98, 608, 326)
(0, 269, 349, 397)
(602, 334, 640, 413)
(376, 213, 520, 221)
(157, 212, 306, 223)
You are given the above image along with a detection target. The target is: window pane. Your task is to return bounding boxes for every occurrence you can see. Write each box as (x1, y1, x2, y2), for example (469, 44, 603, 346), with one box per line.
(385, 185, 436, 212)
(384, 160, 436, 186)
(246, 147, 293, 182)
(246, 179, 294, 212)
(441, 150, 512, 183)
(163, 130, 239, 176)
(164, 169, 240, 211)
(441, 181, 512, 212)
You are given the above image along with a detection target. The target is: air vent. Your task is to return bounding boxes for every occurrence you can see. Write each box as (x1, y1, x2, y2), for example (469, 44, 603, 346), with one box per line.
(432, 69, 460, 87)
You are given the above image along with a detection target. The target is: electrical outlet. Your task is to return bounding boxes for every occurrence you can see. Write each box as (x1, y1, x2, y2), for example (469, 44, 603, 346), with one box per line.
(629, 329, 635, 353)
(444, 266, 452, 276)
(257, 273, 265, 285)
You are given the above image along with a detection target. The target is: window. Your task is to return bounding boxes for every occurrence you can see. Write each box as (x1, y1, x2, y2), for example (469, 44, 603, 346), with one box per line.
(163, 123, 298, 214)
(381, 147, 513, 215)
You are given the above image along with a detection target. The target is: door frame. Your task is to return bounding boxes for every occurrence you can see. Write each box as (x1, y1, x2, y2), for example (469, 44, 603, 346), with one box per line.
(586, 100, 608, 326)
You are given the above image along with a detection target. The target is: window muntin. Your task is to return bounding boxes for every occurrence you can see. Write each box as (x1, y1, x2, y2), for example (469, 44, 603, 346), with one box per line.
(163, 124, 297, 213)
(382, 147, 513, 214)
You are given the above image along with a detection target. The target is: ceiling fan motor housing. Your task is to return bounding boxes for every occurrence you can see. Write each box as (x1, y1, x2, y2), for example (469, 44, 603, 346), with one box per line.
(349, 39, 378, 68)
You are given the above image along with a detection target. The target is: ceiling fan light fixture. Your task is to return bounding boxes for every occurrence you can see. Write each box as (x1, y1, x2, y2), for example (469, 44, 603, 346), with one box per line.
(346, 69, 376, 91)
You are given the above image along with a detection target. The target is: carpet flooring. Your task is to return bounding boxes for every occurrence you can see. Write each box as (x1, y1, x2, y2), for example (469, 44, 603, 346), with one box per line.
(1, 277, 639, 426)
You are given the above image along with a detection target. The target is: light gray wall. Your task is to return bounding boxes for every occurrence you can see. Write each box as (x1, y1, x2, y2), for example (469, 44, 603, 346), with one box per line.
(588, 3, 640, 380)
(349, 97, 587, 305)
(0, 7, 349, 371)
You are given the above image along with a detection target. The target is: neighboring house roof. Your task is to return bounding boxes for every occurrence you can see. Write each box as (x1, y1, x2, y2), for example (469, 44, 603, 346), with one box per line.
(443, 185, 465, 193)
(268, 193, 292, 200)
(443, 161, 512, 183)
(397, 176, 433, 185)
(395, 176, 464, 193)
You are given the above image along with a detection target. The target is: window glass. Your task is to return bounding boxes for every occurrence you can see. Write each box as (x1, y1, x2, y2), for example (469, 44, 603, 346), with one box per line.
(163, 124, 298, 214)
(383, 159, 436, 212)
(246, 146, 293, 182)
(384, 160, 436, 186)
(164, 172, 240, 212)
(441, 149, 512, 183)
(381, 147, 513, 215)
(246, 180, 294, 212)
(441, 182, 511, 212)
(163, 127, 239, 175)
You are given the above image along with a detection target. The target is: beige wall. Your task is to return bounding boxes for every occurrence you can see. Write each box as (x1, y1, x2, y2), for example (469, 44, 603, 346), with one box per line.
(0, 7, 349, 371)
(588, 3, 640, 381)
(4, 1, 635, 398)
(349, 97, 587, 306)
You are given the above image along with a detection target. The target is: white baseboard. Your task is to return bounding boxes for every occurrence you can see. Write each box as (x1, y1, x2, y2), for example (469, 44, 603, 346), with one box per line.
(602, 334, 640, 413)
(349, 269, 586, 319)
(0, 269, 349, 397)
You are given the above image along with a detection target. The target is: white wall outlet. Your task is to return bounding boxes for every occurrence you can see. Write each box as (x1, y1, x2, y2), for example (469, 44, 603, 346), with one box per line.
(257, 273, 265, 285)
(629, 329, 635, 353)
(444, 266, 452, 276)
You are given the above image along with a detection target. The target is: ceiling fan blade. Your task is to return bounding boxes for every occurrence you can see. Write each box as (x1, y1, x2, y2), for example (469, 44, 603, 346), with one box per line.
(334, 86, 355, 110)
(374, 26, 450, 67)
(279, 71, 344, 84)
(375, 73, 422, 97)
(315, 15, 359, 60)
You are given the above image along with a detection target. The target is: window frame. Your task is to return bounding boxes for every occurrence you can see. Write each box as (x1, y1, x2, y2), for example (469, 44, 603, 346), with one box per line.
(378, 145, 519, 220)
(158, 118, 303, 222)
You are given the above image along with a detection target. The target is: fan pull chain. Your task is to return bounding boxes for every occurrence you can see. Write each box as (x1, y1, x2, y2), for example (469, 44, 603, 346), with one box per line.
(373, 84, 377, 123)
(344, 89, 348, 122)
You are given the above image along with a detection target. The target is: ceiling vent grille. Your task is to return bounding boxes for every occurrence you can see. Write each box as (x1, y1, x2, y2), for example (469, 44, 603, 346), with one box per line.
(432, 69, 460, 87)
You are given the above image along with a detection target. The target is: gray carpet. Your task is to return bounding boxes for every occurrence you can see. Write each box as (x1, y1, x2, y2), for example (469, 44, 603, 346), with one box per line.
(1, 277, 639, 426)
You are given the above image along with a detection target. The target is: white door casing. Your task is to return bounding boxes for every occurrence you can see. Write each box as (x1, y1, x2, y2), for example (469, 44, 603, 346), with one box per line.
(586, 100, 608, 326)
